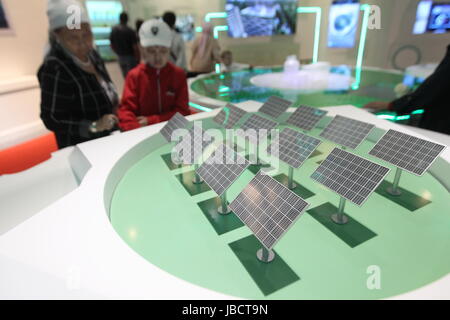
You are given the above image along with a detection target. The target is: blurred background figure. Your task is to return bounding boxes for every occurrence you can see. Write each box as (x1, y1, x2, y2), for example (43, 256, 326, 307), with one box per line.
(364, 44, 450, 135)
(135, 18, 144, 44)
(39, 0, 119, 149)
(220, 50, 252, 72)
(110, 12, 140, 77)
(162, 11, 187, 71)
(190, 22, 220, 73)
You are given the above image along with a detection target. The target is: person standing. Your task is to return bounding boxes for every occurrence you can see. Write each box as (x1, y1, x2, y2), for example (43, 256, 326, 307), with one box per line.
(220, 50, 251, 72)
(110, 12, 140, 77)
(190, 23, 220, 73)
(39, 0, 119, 149)
(117, 19, 191, 131)
(162, 11, 187, 71)
(363, 44, 450, 135)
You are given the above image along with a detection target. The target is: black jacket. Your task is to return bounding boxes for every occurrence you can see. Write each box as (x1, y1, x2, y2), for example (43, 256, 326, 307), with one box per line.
(38, 44, 118, 149)
(391, 45, 450, 135)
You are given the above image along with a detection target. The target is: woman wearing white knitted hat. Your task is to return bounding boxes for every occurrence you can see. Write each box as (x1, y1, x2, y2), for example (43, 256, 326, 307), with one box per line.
(38, 0, 119, 149)
(117, 19, 191, 131)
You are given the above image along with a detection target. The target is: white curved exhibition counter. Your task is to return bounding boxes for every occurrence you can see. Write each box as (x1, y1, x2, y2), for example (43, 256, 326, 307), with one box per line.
(0, 101, 449, 299)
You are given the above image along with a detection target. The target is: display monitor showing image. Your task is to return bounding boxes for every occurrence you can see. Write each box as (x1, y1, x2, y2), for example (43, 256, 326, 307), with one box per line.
(176, 14, 195, 42)
(413, 1, 450, 34)
(427, 2, 450, 33)
(226, 0, 298, 38)
(327, 0, 360, 48)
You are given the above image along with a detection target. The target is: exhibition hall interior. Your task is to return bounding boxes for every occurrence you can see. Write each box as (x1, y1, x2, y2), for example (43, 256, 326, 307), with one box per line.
(0, 0, 449, 300)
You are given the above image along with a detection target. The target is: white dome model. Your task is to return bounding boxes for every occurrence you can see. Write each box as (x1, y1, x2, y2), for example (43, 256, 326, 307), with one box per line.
(283, 55, 300, 73)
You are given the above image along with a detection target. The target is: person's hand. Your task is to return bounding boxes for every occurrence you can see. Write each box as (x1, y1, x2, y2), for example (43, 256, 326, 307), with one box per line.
(363, 101, 391, 111)
(137, 116, 148, 127)
(96, 114, 118, 131)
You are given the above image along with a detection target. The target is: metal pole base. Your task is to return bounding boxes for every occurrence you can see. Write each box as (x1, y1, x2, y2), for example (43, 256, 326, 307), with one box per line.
(256, 248, 275, 263)
(288, 182, 297, 190)
(192, 176, 204, 185)
(217, 206, 231, 215)
(386, 186, 402, 197)
(331, 213, 349, 225)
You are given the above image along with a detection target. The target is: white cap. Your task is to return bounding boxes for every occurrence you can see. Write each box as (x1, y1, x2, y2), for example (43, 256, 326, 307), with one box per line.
(47, 0, 89, 31)
(139, 19, 172, 48)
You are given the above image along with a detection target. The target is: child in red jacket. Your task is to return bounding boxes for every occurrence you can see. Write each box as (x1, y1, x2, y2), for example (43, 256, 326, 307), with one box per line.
(118, 19, 191, 131)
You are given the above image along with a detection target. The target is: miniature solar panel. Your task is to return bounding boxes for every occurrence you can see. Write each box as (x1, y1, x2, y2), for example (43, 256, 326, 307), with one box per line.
(320, 115, 374, 149)
(196, 143, 250, 196)
(286, 105, 328, 131)
(229, 171, 309, 250)
(237, 114, 278, 144)
(213, 103, 247, 129)
(173, 126, 214, 164)
(258, 96, 293, 119)
(160, 113, 190, 142)
(311, 147, 390, 206)
(267, 128, 321, 168)
(369, 129, 446, 176)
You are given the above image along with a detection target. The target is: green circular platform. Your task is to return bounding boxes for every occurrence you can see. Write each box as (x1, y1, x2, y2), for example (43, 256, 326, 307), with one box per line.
(190, 67, 404, 108)
(109, 116, 450, 299)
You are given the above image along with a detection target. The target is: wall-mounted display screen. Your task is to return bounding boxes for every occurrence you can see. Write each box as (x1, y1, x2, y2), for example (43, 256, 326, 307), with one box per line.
(427, 3, 450, 33)
(413, 1, 450, 34)
(327, 0, 360, 48)
(226, 0, 298, 38)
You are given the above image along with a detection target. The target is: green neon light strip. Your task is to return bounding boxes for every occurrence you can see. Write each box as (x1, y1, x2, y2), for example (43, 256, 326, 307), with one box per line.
(214, 25, 228, 39)
(352, 4, 371, 90)
(296, 7, 322, 64)
(189, 102, 212, 112)
(205, 12, 228, 22)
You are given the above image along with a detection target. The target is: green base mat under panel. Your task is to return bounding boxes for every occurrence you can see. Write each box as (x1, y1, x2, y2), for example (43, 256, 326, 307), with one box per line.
(307, 202, 377, 248)
(375, 180, 432, 212)
(161, 153, 189, 171)
(175, 170, 211, 196)
(272, 174, 315, 199)
(229, 235, 300, 296)
(197, 197, 244, 235)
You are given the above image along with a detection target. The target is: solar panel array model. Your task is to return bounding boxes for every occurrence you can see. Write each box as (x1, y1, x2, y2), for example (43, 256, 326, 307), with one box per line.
(258, 96, 293, 119)
(229, 171, 310, 263)
(196, 143, 250, 214)
(285, 105, 328, 132)
(320, 115, 374, 150)
(368, 129, 446, 196)
(267, 127, 321, 189)
(311, 147, 390, 224)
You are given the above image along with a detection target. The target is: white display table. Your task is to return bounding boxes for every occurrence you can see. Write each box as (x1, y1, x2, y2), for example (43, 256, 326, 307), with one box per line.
(0, 101, 448, 299)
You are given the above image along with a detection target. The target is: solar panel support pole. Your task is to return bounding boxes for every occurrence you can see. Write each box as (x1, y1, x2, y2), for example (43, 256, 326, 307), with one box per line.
(387, 167, 403, 196)
(257, 247, 275, 263)
(331, 197, 349, 225)
(256, 140, 261, 165)
(288, 166, 298, 190)
(217, 191, 231, 215)
(193, 164, 204, 184)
